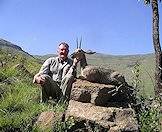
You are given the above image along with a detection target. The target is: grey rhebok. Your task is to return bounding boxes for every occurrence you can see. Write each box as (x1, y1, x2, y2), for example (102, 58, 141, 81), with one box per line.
(71, 39, 127, 86)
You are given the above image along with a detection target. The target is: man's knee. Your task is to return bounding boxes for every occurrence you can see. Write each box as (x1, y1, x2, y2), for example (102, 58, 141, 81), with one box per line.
(39, 74, 54, 86)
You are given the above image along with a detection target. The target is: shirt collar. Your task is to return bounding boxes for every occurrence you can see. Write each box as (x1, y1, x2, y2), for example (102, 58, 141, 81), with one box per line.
(58, 57, 68, 64)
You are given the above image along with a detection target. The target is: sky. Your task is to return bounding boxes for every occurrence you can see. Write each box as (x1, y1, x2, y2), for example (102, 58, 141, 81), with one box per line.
(0, 0, 162, 55)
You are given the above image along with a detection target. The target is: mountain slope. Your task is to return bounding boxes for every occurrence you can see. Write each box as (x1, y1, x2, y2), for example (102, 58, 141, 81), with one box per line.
(0, 39, 34, 58)
(0, 39, 42, 75)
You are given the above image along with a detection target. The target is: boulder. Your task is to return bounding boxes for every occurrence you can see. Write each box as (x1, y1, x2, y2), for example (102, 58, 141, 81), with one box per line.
(66, 100, 139, 131)
(70, 79, 133, 107)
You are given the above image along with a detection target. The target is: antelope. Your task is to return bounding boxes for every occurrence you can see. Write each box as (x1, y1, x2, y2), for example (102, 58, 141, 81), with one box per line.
(71, 38, 127, 86)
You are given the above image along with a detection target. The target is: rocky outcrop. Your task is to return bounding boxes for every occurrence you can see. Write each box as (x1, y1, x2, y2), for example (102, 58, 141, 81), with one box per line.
(71, 79, 134, 107)
(66, 78, 138, 131)
(35, 78, 138, 131)
(66, 100, 138, 131)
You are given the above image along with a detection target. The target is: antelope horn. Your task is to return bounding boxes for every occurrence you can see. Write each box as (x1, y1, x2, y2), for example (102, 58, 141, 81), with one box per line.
(79, 37, 82, 49)
(76, 37, 79, 48)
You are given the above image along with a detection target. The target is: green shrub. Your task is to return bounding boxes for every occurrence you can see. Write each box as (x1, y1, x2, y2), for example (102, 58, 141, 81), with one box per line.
(137, 97, 160, 132)
(131, 63, 160, 132)
(53, 116, 75, 132)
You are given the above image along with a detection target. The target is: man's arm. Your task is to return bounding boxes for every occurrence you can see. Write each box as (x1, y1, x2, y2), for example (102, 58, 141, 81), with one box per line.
(65, 58, 79, 77)
(33, 58, 53, 84)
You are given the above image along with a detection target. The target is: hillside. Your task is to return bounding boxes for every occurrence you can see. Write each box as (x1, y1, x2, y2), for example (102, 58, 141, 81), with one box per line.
(86, 53, 155, 97)
(0, 39, 43, 74)
(0, 39, 47, 131)
(0, 39, 34, 58)
(38, 52, 155, 97)
(0, 39, 156, 97)
(0, 39, 158, 131)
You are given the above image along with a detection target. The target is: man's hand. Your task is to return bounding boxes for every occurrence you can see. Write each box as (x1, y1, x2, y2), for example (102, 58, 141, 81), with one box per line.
(33, 74, 45, 85)
(73, 57, 79, 67)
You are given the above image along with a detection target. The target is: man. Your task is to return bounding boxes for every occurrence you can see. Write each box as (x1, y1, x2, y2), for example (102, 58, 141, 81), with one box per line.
(33, 42, 78, 102)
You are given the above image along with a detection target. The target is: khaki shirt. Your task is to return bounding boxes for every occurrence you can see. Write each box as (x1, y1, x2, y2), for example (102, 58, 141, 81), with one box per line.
(38, 56, 76, 82)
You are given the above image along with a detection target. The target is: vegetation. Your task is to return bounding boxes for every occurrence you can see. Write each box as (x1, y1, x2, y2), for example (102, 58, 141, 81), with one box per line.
(0, 41, 161, 131)
(138, 1, 162, 130)
(141, 0, 162, 97)
(0, 49, 71, 131)
(131, 63, 160, 131)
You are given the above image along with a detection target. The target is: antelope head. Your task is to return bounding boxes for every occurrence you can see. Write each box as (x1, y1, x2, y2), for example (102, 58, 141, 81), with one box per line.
(71, 38, 95, 60)
(71, 38, 96, 69)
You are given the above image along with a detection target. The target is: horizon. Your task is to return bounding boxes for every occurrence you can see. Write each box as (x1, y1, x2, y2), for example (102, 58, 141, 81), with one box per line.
(0, 0, 161, 55)
(0, 37, 155, 56)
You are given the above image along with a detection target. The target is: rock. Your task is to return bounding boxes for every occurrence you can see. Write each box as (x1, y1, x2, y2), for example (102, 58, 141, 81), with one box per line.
(66, 100, 139, 131)
(2, 77, 19, 84)
(35, 111, 65, 131)
(13, 64, 33, 77)
(70, 79, 133, 107)
(35, 111, 55, 130)
(81, 66, 126, 86)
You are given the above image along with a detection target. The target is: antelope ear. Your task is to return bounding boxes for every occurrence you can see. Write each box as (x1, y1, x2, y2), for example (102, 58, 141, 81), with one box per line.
(85, 50, 96, 54)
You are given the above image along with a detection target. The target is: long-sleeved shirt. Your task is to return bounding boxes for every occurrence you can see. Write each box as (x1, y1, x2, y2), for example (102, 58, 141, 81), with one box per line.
(36, 56, 76, 82)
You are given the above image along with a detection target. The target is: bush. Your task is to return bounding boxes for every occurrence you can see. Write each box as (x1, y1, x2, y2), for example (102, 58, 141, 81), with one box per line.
(131, 63, 160, 132)
(138, 98, 160, 132)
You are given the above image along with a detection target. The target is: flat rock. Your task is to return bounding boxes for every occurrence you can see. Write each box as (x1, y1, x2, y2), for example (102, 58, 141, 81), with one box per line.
(70, 79, 132, 107)
(66, 100, 139, 131)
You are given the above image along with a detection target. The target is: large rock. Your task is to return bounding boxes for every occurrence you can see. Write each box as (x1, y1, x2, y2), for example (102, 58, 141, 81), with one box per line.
(66, 100, 139, 131)
(70, 79, 133, 107)
(34, 111, 55, 130)
(34, 111, 64, 131)
(81, 66, 126, 86)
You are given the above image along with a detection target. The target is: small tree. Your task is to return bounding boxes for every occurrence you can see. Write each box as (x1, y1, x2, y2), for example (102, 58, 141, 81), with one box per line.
(140, 0, 162, 98)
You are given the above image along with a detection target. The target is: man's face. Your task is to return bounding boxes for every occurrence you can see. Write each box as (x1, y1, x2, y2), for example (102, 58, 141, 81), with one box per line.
(57, 44, 69, 60)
